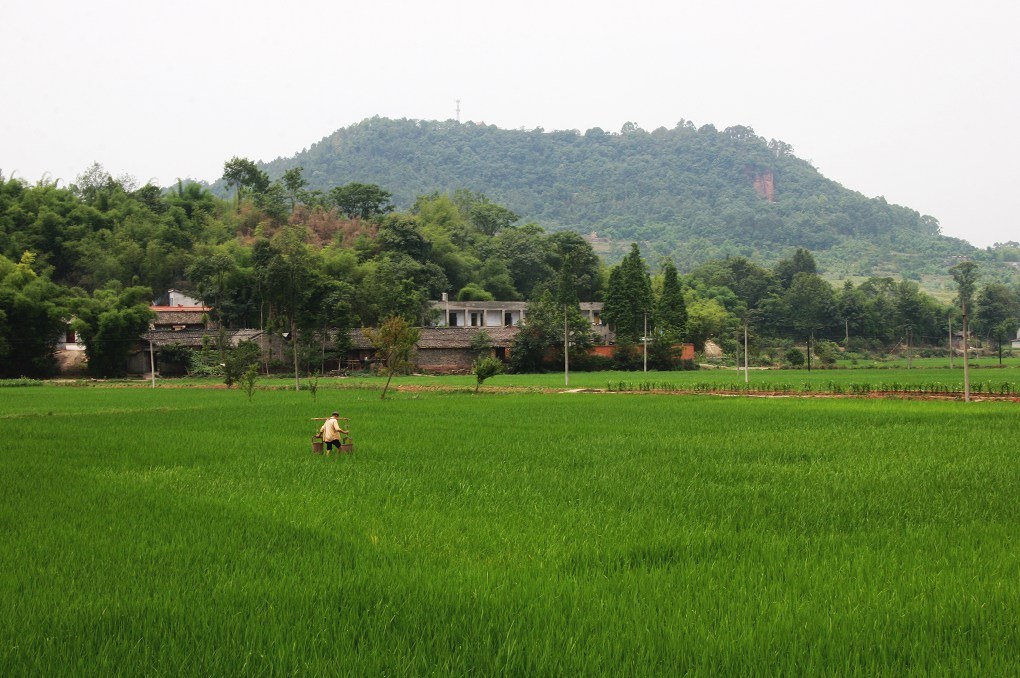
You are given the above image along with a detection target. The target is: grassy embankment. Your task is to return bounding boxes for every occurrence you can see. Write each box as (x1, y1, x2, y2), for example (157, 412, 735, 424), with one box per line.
(2, 386, 1019, 673)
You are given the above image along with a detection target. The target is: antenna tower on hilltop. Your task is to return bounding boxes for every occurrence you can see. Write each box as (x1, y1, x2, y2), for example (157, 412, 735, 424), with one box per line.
(456, 99, 461, 122)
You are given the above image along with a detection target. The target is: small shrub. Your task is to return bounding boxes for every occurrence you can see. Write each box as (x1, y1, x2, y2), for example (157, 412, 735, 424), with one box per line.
(239, 365, 258, 402)
(0, 378, 42, 387)
(473, 356, 504, 393)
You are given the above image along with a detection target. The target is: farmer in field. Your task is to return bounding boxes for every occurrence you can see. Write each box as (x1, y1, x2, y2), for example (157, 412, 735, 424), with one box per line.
(317, 412, 348, 455)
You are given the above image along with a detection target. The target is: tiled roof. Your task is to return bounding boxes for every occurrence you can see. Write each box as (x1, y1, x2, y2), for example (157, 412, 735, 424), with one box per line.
(430, 300, 528, 311)
(417, 326, 517, 349)
(151, 308, 212, 327)
(348, 326, 518, 351)
(140, 329, 262, 348)
(429, 300, 604, 311)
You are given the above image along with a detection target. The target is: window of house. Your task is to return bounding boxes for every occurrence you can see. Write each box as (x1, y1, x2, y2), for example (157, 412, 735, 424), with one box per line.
(505, 312, 513, 326)
(449, 313, 458, 327)
(470, 312, 482, 327)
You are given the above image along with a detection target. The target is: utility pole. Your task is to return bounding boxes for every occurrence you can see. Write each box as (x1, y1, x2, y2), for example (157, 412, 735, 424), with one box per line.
(564, 304, 569, 387)
(948, 316, 954, 369)
(962, 299, 970, 402)
(744, 321, 749, 384)
(149, 339, 156, 389)
(643, 311, 648, 372)
(456, 99, 461, 123)
(807, 332, 812, 371)
(950, 260, 978, 403)
(906, 326, 912, 369)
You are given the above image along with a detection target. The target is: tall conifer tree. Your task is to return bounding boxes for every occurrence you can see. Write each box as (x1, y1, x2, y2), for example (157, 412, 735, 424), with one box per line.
(655, 259, 687, 342)
(602, 244, 653, 341)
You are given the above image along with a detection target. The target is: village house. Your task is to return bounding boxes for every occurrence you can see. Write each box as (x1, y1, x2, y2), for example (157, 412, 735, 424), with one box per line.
(340, 300, 614, 375)
(431, 299, 613, 344)
(346, 325, 518, 374)
(127, 290, 263, 375)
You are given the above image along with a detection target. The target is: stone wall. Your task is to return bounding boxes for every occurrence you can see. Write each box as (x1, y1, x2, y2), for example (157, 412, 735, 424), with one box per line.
(415, 348, 477, 374)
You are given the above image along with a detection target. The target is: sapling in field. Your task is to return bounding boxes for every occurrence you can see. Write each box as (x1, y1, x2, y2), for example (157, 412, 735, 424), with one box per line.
(366, 316, 420, 400)
(240, 365, 258, 402)
(472, 355, 504, 394)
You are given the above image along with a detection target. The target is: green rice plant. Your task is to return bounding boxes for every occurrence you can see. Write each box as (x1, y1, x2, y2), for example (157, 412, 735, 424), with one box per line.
(2, 386, 1020, 673)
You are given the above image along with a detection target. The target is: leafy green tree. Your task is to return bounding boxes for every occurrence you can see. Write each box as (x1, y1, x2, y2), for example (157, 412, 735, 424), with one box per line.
(554, 252, 579, 307)
(414, 192, 475, 246)
(281, 167, 307, 209)
(0, 252, 70, 377)
(470, 202, 519, 236)
(222, 157, 269, 210)
(253, 183, 289, 222)
(784, 273, 837, 363)
(690, 256, 776, 310)
(72, 283, 155, 377)
(356, 254, 446, 325)
(223, 340, 261, 388)
(257, 227, 329, 389)
(950, 261, 979, 310)
(837, 281, 869, 342)
(487, 224, 557, 299)
(376, 214, 430, 261)
(329, 183, 394, 220)
(457, 283, 493, 301)
(477, 258, 518, 300)
(366, 315, 420, 399)
(975, 282, 1019, 363)
(774, 248, 818, 289)
(684, 294, 732, 349)
(508, 291, 592, 373)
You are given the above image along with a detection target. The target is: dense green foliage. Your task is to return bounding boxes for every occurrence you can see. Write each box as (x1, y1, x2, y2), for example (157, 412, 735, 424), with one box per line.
(2, 145, 1019, 378)
(0, 167, 606, 375)
(0, 253, 68, 377)
(2, 385, 1019, 673)
(259, 117, 996, 277)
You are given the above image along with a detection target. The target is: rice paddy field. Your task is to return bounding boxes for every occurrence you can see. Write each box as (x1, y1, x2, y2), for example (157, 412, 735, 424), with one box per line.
(337, 363, 1020, 398)
(2, 381, 1020, 674)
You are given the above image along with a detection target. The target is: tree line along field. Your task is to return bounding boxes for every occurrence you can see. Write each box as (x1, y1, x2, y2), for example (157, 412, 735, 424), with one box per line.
(2, 386, 1019, 673)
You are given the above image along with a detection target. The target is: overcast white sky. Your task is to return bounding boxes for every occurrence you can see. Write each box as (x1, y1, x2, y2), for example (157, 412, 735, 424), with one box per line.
(2, 0, 1017, 247)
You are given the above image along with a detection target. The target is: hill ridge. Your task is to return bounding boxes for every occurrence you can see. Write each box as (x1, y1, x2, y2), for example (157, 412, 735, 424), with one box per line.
(257, 116, 977, 277)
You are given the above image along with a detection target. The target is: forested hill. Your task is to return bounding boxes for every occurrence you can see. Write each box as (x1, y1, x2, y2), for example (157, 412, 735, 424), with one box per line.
(258, 116, 975, 278)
